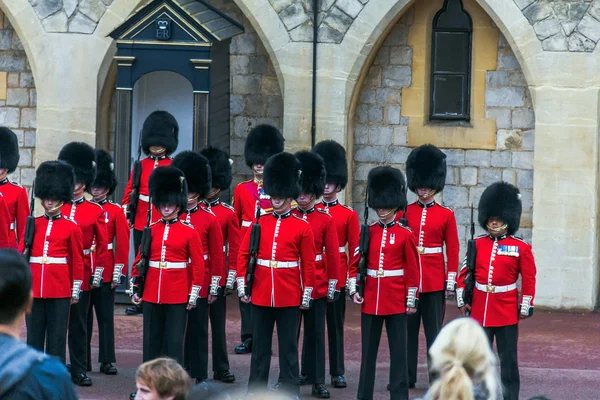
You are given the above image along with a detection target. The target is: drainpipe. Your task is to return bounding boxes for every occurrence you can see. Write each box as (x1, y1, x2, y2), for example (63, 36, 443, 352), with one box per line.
(311, 0, 319, 148)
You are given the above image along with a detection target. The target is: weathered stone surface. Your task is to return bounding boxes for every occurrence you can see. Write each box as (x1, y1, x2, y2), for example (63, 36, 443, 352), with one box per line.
(354, 124, 368, 145)
(383, 23, 408, 47)
(388, 146, 411, 164)
(336, 0, 363, 18)
(512, 152, 534, 169)
(517, 169, 534, 189)
(533, 17, 562, 40)
(68, 12, 96, 34)
(443, 186, 468, 209)
(369, 125, 393, 145)
(376, 88, 400, 105)
(465, 150, 491, 167)
(354, 146, 386, 162)
(445, 150, 465, 166)
(270, 0, 295, 13)
(7, 73, 18, 88)
(317, 23, 344, 43)
(568, 31, 596, 52)
(232, 75, 260, 95)
(515, 0, 535, 10)
(20, 108, 35, 128)
(542, 33, 568, 51)
(367, 105, 383, 123)
(244, 95, 267, 117)
(0, 31, 12, 50)
(393, 126, 407, 146)
(485, 87, 525, 108)
(261, 77, 281, 96)
(248, 56, 268, 75)
(512, 109, 535, 129)
(577, 14, 600, 42)
(389, 47, 412, 65)
(522, 130, 535, 151)
(502, 169, 516, 185)
(0, 107, 20, 127)
(478, 168, 502, 186)
(468, 187, 486, 207)
(230, 95, 244, 115)
(0, 52, 25, 71)
(382, 66, 411, 88)
(522, 2, 553, 24)
(232, 34, 256, 54)
(386, 105, 401, 124)
(289, 22, 314, 42)
(41, 11, 68, 33)
(29, 0, 62, 20)
(323, 6, 353, 35)
(6, 88, 29, 106)
(460, 168, 477, 186)
(497, 129, 523, 151)
(490, 151, 511, 168)
(485, 108, 511, 129)
(497, 50, 520, 70)
(79, 0, 106, 23)
(279, 3, 310, 31)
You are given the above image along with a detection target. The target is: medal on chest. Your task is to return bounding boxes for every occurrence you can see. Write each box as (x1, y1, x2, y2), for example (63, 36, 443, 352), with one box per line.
(497, 245, 519, 257)
(390, 233, 396, 245)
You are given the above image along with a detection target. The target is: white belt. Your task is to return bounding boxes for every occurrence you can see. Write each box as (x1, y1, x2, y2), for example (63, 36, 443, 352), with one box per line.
(204, 254, 209, 260)
(139, 194, 150, 202)
(257, 259, 299, 269)
(241, 220, 252, 227)
(417, 246, 443, 255)
(149, 261, 187, 269)
(30, 256, 67, 264)
(315, 254, 323, 262)
(9, 222, 15, 230)
(367, 269, 404, 278)
(107, 243, 113, 250)
(338, 247, 346, 253)
(83, 248, 95, 255)
(475, 282, 517, 293)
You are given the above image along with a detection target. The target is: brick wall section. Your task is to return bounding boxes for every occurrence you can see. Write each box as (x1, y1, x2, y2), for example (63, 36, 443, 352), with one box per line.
(352, 8, 534, 252)
(0, 11, 36, 194)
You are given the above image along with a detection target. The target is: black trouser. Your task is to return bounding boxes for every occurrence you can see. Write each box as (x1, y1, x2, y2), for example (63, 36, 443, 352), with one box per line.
(407, 290, 445, 385)
(301, 297, 326, 384)
(358, 313, 408, 400)
(69, 290, 91, 375)
(485, 324, 519, 400)
(143, 302, 187, 364)
(209, 295, 230, 372)
(326, 287, 346, 376)
(185, 297, 209, 380)
(249, 305, 300, 396)
(239, 298, 253, 342)
(86, 283, 116, 365)
(133, 229, 143, 255)
(26, 297, 70, 363)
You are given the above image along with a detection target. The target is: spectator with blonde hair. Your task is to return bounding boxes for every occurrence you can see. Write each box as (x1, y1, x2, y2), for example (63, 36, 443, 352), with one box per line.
(424, 318, 500, 400)
(132, 358, 191, 400)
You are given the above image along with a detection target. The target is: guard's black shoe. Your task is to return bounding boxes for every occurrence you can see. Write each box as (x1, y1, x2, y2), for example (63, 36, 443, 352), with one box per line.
(234, 338, 252, 354)
(299, 374, 309, 386)
(126, 305, 143, 315)
(312, 384, 330, 398)
(213, 370, 236, 383)
(72, 372, 92, 386)
(100, 362, 118, 375)
(129, 392, 136, 400)
(331, 375, 347, 388)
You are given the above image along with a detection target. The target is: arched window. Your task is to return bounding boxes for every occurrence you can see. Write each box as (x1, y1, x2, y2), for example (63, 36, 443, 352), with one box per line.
(430, 0, 472, 121)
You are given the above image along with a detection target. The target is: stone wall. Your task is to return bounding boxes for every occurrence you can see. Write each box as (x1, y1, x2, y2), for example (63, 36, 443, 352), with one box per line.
(28, 0, 112, 33)
(352, 5, 534, 252)
(0, 10, 36, 192)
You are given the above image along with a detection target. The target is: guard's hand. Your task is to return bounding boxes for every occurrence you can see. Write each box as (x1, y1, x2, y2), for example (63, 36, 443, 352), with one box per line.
(459, 304, 471, 317)
(406, 307, 417, 315)
(241, 295, 251, 304)
(132, 293, 142, 305)
(445, 290, 455, 299)
(187, 303, 196, 310)
(225, 287, 234, 296)
(208, 295, 217, 305)
(352, 293, 364, 304)
(300, 304, 310, 310)
(519, 313, 530, 320)
(70, 298, 79, 305)
(111, 282, 119, 289)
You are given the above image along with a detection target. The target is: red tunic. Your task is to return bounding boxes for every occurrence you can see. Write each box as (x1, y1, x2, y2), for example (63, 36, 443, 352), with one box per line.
(21, 214, 84, 299)
(348, 220, 420, 315)
(131, 218, 205, 304)
(122, 156, 172, 230)
(237, 211, 316, 308)
(96, 199, 130, 284)
(205, 199, 241, 288)
(293, 206, 342, 299)
(61, 198, 109, 292)
(316, 199, 360, 288)
(457, 234, 537, 327)
(0, 178, 29, 246)
(181, 204, 226, 298)
(402, 201, 460, 293)
(233, 178, 273, 240)
(0, 194, 11, 248)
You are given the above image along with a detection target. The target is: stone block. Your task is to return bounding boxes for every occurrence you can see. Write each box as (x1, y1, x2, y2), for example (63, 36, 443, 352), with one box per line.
(522, 2, 553, 24)
(289, 22, 313, 42)
(7, 73, 18, 88)
(248, 56, 268, 75)
(508, 71, 527, 87)
(359, 89, 376, 104)
(230, 138, 245, 156)
(354, 124, 368, 145)
(512, 152, 534, 170)
(365, 66, 381, 88)
(561, 20, 579, 37)
(244, 95, 267, 117)
(517, 169, 534, 189)
(445, 167, 455, 185)
(261, 77, 281, 96)
(0, 30, 12, 50)
(336, 0, 364, 18)
(502, 169, 516, 185)
(68, 12, 96, 34)
(512, 109, 535, 129)
(577, 14, 600, 42)
(567, 32, 596, 52)
(18, 148, 32, 166)
(496, 129, 522, 151)
(465, 150, 491, 167)
(230, 95, 244, 115)
(0, 107, 19, 127)
(317, 23, 344, 43)
(12, 129, 23, 146)
(382, 22, 408, 46)
(468, 186, 486, 206)
(514, 0, 535, 10)
(390, 47, 412, 65)
(29, 90, 37, 107)
(20, 168, 34, 186)
(267, 97, 283, 118)
(356, 104, 369, 123)
(30, 0, 62, 19)
(491, 151, 511, 168)
(486, 71, 509, 88)
(232, 34, 256, 54)
(454, 207, 474, 225)
(485, 87, 525, 108)
(375, 88, 401, 105)
(520, 189, 533, 212)
(532, 17, 561, 40)
(393, 126, 408, 145)
(442, 186, 468, 209)
(388, 146, 411, 164)
(478, 168, 502, 186)
(522, 130, 535, 151)
(373, 47, 390, 66)
(79, 0, 107, 23)
(386, 105, 401, 124)
(323, 6, 354, 35)
(20, 108, 35, 128)
(270, 0, 295, 13)
(354, 162, 378, 181)
(279, 2, 310, 31)
(354, 146, 386, 163)
(445, 149, 465, 166)
(497, 50, 520, 70)
(63, 0, 78, 18)
(485, 108, 511, 129)
(369, 125, 393, 145)
(382, 66, 411, 88)
(367, 105, 383, 123)
(24, 131, 35, 147)
(460, 167, 477, 186)
(541, 33, 568, 52)
(232, 75, 260, 95)
(233, 116, 251, 138)
(0, 52, 25, 71)
(19, 73, 34, 88)
(6, 88, 28, 106)
(231, 55, 249, 75)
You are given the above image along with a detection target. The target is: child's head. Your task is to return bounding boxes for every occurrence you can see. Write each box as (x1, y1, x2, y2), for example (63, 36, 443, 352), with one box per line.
(135, 358, 190, 400)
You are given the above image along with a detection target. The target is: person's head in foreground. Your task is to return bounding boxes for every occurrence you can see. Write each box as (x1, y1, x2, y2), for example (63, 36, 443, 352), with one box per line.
(135, 358, 190, 400)
(424, 318, 499, 400)
(0, 248, 32, 333)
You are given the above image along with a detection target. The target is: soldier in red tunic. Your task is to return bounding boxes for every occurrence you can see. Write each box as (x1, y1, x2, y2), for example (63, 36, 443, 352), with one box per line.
(456, 182, 536, 400)
(200, 146, 238, 383)
(403, 144, 459, 388)
(291, 150, 341, 399)
(86, 149, 130, 376)
(237, 152, 316, 399)
(24, 161, 84, 365)
(348, 166, 420, 400)
(172, 151, 227, 384)
(313, 140, 360, 389)
(58, 142, 109, 387)
(129, 166, 205, 365)
(122, 111, 178, 316)
(0, 127, 29, 247)
(232, 124, 284, 354)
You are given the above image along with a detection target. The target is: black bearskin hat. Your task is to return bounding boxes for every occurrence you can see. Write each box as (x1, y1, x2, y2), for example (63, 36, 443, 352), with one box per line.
(58, 142, 97, 193)
(92, 150, 117, 195)
(141, 110, 179, 155)
(406, 144, 447, 193)
(263, 152, 302, 199)
(34, 161, 74, 203)
(367, 166, 407, 210)
(294, 150, 326, 198)
(200, 146, 232, 190)
(244, 124, 284, 167)
(478, 181, 522, 235)
(171, 151, 212, 198)
(149, 166, 188, 214)
(0, 127, 19, 173)
(312, 140, 348, 190)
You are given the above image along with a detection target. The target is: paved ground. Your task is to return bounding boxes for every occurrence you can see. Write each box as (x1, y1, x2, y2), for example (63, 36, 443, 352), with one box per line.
(35, 297, 599, 400)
